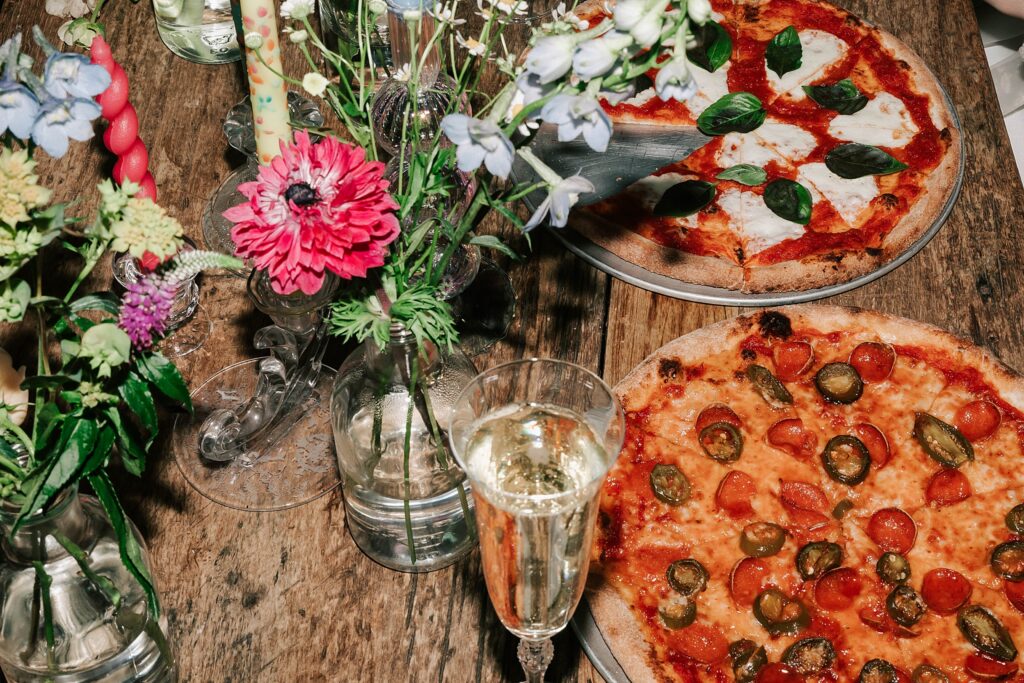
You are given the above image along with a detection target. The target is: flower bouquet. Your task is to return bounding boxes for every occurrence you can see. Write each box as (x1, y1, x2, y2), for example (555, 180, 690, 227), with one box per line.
(0, 30, 239, 679)
(226, 0, 712, 568)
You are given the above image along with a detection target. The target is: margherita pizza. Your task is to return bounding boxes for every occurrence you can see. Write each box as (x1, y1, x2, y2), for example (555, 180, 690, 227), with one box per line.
(570, 0, 962, 293)
(590, 306, 1024, 681)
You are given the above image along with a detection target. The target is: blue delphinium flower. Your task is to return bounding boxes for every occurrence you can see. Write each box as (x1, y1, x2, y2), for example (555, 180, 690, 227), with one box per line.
(43, 52, 110, 100)
(440, 114, 515, 178)
(540, 93, 613, 153)
(31, 97, 102, 158)
(0, 35, 40, 140)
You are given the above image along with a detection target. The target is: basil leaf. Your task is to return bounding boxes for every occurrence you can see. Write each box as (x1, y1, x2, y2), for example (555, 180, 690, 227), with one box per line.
(766, 26, 802, 78)
(825, 143, 908, 179)
(697, 92, 767, 136)
(716, 164, 768, 186)
(136, 352, 192, 413)
(763, 179, 813, 225)
(803, 79, 868, 115)
(687, 21, 732, 73)
(653, 181, 717, 217)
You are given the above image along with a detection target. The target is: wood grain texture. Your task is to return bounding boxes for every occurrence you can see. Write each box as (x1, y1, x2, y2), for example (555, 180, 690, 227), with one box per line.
(0, 0, 1020, 681)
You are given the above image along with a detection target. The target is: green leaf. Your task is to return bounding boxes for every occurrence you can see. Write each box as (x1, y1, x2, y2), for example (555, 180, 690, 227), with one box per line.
(825, 143, 909, 179)
(33, 402, 64, 453)
(766, 26, 803, 78)
(15, 418, 97, 529)
(687, 21, 732, 73)
(20, 375, 74, 391)
(803, 79, 869, 115)
(697, 92, 767, 136)
(136, 353, 192, 413)
(653, 181, 717, 217)
(70, 292, 120, 316)
(763, 179, 814, 225)
(716, 164, 768, 186)
(469, 235, 520, 260)
(104, 407, 147, 477)
(81, 424, 116, 477)
(119, 374, 158, 445)
(87, 471, 159, 618)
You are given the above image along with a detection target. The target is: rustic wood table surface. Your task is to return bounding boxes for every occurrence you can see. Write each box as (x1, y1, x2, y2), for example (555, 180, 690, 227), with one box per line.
(3, 0, 1024, 680)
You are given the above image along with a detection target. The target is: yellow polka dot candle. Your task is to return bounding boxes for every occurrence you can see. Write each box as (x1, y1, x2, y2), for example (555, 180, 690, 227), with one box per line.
(240, 0, 291, 164)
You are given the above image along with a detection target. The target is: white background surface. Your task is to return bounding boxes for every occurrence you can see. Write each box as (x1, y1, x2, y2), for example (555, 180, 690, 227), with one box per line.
(977, 1, 1024, 182)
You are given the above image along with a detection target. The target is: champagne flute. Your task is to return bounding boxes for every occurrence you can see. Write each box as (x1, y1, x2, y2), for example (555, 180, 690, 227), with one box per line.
(449, 359, 624, 682)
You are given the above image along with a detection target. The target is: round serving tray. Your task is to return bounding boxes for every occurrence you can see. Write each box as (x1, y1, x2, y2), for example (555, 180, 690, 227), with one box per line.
(543, 83, 965, 307)
(571, 597, 629, 682)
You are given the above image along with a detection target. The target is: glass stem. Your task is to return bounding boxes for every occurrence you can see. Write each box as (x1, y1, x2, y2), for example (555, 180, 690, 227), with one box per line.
(517, 637, 553, 683)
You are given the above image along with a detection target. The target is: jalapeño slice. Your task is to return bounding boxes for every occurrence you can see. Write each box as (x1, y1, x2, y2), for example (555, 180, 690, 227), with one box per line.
(650, 464, 691, 505)
(913, 413, 974, 468)
(781, 637, 837, 675)
(746, 364, 793, 408)
(659, 595, 697, 629)
(699, 421, 744, 463)
(753, 589, 809, 636)
(991, 540, 1024, 582)
(796, 541, 843, 580)
(957, 605, 1018, 662)
(729, 640, 768, 683)
(886, 585, 927, 627)
(1006, 503, 1024, 534)
(832, 499, 855, 519)
(667, 559, 709, 597)
(821, 435, 871, 486)
(815, 362, 864, 404)
(740, 522, 787, 558)
(876, 552, 911, 585)
(859, 659, 898, 683)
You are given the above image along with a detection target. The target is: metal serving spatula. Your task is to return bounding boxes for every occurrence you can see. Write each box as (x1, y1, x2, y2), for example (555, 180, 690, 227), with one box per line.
(515, 122, 710, 206)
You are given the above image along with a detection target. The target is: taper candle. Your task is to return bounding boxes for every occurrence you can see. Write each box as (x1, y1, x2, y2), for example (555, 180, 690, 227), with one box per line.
(239, 0, 291, 164)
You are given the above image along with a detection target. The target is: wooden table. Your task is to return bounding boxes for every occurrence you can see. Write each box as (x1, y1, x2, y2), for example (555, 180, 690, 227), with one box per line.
(4, 0, 1024, 680)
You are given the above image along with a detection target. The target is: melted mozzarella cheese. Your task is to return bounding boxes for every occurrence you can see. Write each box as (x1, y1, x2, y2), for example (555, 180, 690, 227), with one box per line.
(717, 132, 786, 168)
(734, 190, 806, 254)
(688, 63, 732, 116)
(798, 162, 879, 225)
(767, 30, 848, 100)
(828, 92, 920, 148)
(629, 172, 699, 216)
(619, 87, 657, 108)
(753, 121, 819, 163)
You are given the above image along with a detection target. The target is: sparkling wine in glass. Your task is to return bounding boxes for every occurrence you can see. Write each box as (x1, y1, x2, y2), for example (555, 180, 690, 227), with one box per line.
(449, 359, 624, 682)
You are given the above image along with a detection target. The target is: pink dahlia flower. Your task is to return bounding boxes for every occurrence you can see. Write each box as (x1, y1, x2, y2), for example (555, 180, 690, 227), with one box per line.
(224, 131, 400, 296)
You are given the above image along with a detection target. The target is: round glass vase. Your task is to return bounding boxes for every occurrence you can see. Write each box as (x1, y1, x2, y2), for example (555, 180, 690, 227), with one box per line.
(331, 324, 478, 572)
(0, 486, 176, 682)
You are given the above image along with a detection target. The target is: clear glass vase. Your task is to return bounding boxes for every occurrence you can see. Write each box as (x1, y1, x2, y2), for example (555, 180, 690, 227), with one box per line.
(331, 324, 478, 571)
(0, 486, 176, 682)
(152, 0, 240, 65)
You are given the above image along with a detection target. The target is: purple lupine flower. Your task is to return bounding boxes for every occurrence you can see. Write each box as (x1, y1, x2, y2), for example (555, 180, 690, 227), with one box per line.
(118, 274, 174, 350)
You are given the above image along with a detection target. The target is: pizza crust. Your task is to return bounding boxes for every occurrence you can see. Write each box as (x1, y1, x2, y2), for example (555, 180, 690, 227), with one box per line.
(591, 305, 1024, 682)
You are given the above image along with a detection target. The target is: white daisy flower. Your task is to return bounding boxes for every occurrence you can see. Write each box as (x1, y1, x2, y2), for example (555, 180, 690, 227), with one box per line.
(280, 0, 315, 20)
(456, 32, 488, 57)
(302, 72, 330, 97)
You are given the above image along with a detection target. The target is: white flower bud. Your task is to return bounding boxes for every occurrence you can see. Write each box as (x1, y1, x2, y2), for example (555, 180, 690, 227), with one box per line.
(244, 32, 264, 50)
(289, 29, 309, 43)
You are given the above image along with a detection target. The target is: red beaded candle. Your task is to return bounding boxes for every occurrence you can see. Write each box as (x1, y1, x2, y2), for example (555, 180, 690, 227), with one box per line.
(90, 36, 157, 201)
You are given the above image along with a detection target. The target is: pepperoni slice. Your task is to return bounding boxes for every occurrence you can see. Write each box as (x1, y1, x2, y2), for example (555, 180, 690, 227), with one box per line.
(867, 508, 917, 554)
(921, 568, 972, 614)
(964, 653, 1019, 680)
(773, 341, 814, 381)
(859, 600, 893, 633)
(715, 471, 756, 518)
(925, 469, 972, 507)
(676, 622, 729, 664)
(696, 404, 742, 433)
(730, 557, 769, 606)
(767, 418, 819, 460)
(954, 400, 1001, 442)
(851, 423, 891, 468)
(850, 342, 896, 383)
(814, 567, 863, 611)
(756, 663, 803, 683)
(779, 480, 830, 528)
(1005, 578, 1024, 612)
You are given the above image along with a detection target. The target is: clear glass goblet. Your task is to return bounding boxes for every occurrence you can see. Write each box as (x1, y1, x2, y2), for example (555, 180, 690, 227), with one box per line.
(448, 359, 624, 682)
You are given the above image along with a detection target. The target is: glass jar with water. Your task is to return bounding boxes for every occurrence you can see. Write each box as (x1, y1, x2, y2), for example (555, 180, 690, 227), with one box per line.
(152, 0, 240, 64)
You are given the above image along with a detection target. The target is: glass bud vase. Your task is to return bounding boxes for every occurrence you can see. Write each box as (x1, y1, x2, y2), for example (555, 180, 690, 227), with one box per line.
(331, 324, 478, 571)
(370, 0, 465, 155)
(0, 486, 176, 682)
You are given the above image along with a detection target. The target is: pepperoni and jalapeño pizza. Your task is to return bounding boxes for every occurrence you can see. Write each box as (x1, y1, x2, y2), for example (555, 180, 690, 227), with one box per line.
(590, 306, 1024, 681)
(570, 0, 962, 293)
